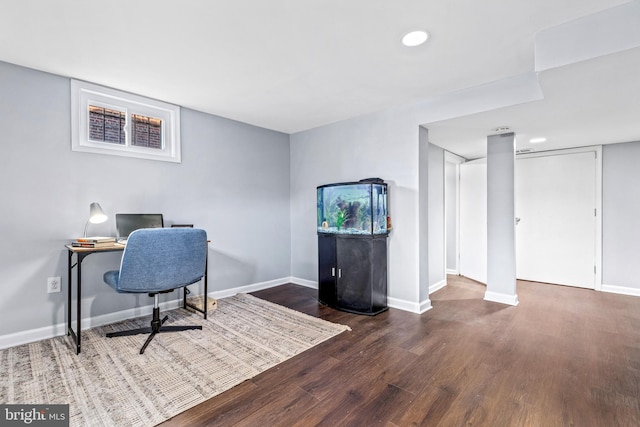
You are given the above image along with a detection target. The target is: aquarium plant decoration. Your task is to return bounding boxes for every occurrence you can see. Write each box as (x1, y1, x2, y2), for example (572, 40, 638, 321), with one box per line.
(336, 208, 349, 230)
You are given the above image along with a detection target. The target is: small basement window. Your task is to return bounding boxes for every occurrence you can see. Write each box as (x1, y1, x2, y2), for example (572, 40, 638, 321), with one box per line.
(71, 80, 181, 163)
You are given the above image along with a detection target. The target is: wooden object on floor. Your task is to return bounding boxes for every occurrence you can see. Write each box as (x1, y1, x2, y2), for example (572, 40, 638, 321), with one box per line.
(160, 276, 640, 426)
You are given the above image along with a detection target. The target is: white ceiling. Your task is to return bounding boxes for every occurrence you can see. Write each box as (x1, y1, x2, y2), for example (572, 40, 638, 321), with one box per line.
(0, 0, 637, 155)
(427, 45, 640, 159)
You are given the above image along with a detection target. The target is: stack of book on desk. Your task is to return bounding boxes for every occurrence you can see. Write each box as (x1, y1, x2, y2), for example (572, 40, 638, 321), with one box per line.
(72, 236, 117, 248)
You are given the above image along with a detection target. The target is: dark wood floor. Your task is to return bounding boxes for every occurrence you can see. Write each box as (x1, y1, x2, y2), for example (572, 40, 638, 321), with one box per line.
(160, 276, 640, 426)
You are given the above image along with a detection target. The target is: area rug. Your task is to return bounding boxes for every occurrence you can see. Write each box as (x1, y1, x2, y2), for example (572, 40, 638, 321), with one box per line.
(0, 293, 350, 426)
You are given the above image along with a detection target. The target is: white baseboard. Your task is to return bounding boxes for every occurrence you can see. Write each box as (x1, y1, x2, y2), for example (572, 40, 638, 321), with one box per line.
(601, 283, 640, 297)
(0, 277, 296, 350)
(209, 277, 292, 299)
(289, 278, 435, 314)
(0, 298, 183, 350)
(484, 291, 519, 306)
(289, 277, 318, 289)
(0, 323, 68, 351)
(276, 278, 437, 314)
(387, 296, 418, 313)
(3, 275, 461, 350)
(419, 299, 433, 314)
(429, 279, 447, 294)
(387, 296, 432, 314)
(446, 269, 458, 275)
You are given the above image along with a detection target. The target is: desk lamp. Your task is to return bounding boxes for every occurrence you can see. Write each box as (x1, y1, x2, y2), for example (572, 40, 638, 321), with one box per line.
(83, 202, 108, 237)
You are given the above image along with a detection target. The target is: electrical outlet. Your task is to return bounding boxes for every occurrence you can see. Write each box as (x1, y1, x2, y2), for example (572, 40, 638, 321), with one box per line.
(47, 276, 61, 293)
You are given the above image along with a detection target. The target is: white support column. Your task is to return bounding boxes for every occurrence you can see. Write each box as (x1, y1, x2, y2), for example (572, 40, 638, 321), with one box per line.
(485, 132, 518, 306)
(418, 126, 432, 312)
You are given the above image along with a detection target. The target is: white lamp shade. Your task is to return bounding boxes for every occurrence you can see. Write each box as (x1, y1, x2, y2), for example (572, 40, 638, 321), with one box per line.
(89, 202, 108, 224)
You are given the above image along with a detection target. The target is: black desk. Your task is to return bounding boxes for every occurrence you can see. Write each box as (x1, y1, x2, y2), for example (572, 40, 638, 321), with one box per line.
(65, 244, 208, 354)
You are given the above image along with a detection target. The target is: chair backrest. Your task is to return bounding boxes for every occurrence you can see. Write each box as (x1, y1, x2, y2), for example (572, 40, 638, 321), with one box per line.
(114, 228, 208, 293)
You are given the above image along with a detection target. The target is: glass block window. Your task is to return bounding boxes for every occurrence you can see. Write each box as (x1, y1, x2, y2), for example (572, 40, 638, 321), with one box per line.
(71, 80, 180, 163)
(131, 114, 163, 149)
(89, 106, 126, 144)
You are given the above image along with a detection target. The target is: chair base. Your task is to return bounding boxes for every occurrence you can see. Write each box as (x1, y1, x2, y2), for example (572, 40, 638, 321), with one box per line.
(107, 306, 202, 354)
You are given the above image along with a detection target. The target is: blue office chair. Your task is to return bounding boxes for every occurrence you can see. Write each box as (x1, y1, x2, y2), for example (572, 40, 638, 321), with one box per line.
(103, 227, 208, 354)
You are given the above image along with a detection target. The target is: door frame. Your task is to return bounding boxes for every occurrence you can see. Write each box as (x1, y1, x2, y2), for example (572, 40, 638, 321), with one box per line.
(444, 150, 466, 276)
(516, 145, 602, 290)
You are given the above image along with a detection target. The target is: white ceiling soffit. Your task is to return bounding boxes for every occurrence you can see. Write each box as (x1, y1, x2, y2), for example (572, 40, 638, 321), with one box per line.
(426, 1, 640, 160)
(427, 46, 640, 159)
(536, 0, 640, 71)
(0, 0, 632, 134)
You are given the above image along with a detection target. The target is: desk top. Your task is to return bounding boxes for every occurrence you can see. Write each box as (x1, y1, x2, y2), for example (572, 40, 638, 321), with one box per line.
(66, 240, 210, 253)
(65, 243, 125, 253)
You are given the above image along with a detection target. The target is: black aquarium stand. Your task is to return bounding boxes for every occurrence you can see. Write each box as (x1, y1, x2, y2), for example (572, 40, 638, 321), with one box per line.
(318, 233, 388, 315)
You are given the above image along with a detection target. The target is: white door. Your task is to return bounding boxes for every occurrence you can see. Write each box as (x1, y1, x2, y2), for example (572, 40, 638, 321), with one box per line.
(516, 151, 596, 288)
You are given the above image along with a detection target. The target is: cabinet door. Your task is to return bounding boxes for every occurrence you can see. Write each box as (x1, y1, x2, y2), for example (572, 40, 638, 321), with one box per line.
(370, 238, 388, 310)
(318, 235, 337, 306)
(336, 238, 372, 312)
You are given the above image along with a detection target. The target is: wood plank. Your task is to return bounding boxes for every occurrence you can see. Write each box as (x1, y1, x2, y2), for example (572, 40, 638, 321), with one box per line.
(160, 278, 640, 426)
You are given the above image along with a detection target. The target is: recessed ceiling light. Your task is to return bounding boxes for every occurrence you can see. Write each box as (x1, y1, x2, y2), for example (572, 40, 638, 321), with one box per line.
(529, 137, 547, 143)
(402, 31, 429, 47)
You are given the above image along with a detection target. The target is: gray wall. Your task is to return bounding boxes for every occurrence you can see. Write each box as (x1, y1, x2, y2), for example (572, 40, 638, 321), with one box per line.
(445, 160, 458, 272)
(602, 140, 640, 291)
(290, 105, 421, 306)
(428, 143, 445, 287)
(0, 61, 291, 336)
(289, 75, 544, 310)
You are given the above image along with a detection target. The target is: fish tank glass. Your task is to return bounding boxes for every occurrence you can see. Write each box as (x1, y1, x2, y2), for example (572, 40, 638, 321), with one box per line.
(317, 181, 388, 235)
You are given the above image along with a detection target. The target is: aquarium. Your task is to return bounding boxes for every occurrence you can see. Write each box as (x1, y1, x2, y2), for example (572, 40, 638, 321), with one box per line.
(317, 180, 388, 235)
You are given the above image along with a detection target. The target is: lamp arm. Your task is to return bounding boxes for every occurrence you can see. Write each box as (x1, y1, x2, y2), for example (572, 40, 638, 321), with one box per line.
(83, 219, 91, 238)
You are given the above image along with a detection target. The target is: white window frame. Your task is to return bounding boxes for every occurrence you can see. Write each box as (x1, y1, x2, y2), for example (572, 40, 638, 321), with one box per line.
(71, 79, 181, 163)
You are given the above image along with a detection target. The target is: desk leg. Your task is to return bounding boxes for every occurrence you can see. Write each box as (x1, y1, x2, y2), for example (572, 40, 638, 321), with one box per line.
(183, 254, 208, 319)
(67, 250, 82, 354)
(67, 250, 72, 338)
(76, 254, 83, 354)
(203, 256, 208, 320)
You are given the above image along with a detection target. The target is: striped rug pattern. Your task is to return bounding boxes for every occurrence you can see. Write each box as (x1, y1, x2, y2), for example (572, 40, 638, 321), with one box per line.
(0, 293, 350, 426)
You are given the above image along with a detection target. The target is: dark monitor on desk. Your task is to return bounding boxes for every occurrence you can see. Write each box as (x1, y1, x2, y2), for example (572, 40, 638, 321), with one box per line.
(115, 213, 164, 242)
